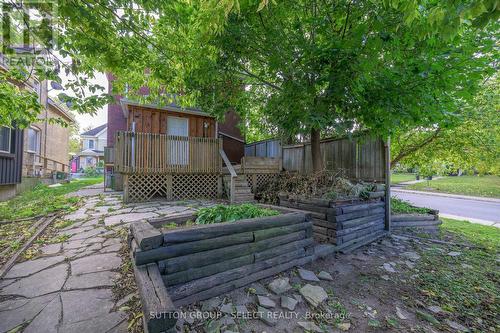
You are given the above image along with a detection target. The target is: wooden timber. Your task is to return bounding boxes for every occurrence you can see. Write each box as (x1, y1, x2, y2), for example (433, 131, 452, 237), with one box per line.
(133, 261, 177, 332)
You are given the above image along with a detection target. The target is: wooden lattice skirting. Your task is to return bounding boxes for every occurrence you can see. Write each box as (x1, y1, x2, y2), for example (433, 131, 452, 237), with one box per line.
(246, 173, 279, 194)
(124, 173, 221, 203)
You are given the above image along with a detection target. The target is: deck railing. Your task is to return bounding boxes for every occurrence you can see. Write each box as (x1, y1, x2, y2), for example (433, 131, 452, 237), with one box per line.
(114, 131, 222, 174)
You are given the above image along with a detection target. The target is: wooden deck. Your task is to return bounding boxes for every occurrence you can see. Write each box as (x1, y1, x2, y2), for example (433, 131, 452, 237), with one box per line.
(114, 131, 222, 174)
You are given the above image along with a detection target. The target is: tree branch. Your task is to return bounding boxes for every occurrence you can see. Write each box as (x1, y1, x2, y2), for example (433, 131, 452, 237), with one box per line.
(235, 67, 283, 91)
(391, 128, 442, 165)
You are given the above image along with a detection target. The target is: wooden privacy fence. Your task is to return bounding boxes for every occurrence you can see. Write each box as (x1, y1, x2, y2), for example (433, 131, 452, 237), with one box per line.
(244, 139, 282, 158)
(282, 137, 386, 181)
(114, 131, 222, 174)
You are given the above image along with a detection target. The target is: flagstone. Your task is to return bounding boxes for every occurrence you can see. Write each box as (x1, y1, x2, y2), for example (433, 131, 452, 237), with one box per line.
(0, 294, 56, 333)
(4, 255, 66, 278)
(23, 295, 62, 333)
(103, 212, 158, 226)
(1, 264, 68, 298)
(61, 289, 115, 324)
(64, 271, 118, 290)
(70, 253, 121, 275)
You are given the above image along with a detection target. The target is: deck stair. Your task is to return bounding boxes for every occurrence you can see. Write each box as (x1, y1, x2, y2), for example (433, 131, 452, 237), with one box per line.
(223, 174, 255, 203)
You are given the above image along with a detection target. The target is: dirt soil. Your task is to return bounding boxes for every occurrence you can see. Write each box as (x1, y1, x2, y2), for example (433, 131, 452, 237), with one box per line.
(172, 234, 472, 333)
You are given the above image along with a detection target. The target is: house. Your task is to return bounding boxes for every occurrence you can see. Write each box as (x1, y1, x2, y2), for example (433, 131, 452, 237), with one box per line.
(73, 124, 107, 171)
(23, 96, 75, 178)
(104, 75, 248, 201)
(0, 60, 75, 200)
(0, 126, 24, 201)
(104, 77, 258, 201)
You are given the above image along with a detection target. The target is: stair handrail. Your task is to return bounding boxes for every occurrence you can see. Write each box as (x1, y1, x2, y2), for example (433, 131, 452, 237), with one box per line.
(219, 149, 236, 204)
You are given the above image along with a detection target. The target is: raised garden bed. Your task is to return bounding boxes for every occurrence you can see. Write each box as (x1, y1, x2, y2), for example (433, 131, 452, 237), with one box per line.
(278, 193, 387, 252)
(392, 211, 441, 234)
(129, 210, 314, 332)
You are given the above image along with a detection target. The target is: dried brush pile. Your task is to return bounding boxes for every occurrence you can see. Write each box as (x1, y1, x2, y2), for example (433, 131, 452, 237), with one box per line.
(256, 170, 381, 204)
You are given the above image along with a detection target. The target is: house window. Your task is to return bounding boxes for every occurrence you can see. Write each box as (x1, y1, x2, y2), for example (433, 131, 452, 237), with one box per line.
(27, 127, 41, 153)
(86, 157, 94, 166)
(88, 139, 95, 149)
(0, 126, 11, 153)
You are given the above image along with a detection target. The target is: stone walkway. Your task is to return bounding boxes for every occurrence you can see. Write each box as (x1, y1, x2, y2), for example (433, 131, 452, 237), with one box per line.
(0, 188, 215, 333)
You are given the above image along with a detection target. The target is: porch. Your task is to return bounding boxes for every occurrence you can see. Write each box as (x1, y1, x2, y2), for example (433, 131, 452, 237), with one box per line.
(112, 131, 221, 202)
(111, 131, 282, 203)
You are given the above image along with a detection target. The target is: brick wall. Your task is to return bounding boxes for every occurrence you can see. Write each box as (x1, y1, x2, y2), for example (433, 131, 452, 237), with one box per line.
(218, 110, 244, 141)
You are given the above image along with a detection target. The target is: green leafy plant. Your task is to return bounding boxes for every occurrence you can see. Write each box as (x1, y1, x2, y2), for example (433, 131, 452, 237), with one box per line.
(391, 198, 432, 214)
(83, 167, 100, 177)
(195, 204, 279, 225)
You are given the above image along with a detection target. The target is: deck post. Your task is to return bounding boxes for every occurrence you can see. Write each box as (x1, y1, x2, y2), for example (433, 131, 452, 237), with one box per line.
(123, 174, 129, 202)
(217, 175, 223, 198)
(166, 175, 173, 200)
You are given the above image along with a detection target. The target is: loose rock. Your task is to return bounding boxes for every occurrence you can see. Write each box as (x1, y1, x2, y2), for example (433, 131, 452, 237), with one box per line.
(248, 282, 269, 296)
(318, 271, 333, 281)
(427, 305, 442, 314)
(299, 284, 328, 307)
(257, 295, 276, 308)
(401, 251, 420, 261)
(297, 268, 320, 282)
(257, 306, 276, 326)
(201, 297, 221, 312)
(281, 296, 298, 311)
(267, 277, 292, 295)
(220, 303, 234, 314)
(445, 319, 469, 332)
(297, 321, 322, 332)
(382, 263, 396, 273)
(395, 306, 408, 320)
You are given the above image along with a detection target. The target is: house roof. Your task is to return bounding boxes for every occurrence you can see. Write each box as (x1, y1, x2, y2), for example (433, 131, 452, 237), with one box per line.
(79, 149, 104, 156)
(47, 98, 76, 123)
(81, 124, 107, 136)
(120, 98, 213, 119)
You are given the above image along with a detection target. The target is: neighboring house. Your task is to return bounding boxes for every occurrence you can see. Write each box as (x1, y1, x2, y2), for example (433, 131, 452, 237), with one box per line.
(0, 57, 76, 201)
(0, 126, 24, 201)
(23, 97, 75, 178)
(74, 124, 107, 170)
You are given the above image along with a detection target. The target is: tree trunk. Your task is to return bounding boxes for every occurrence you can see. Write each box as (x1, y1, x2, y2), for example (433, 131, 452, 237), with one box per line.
(311, 127, 323, 172)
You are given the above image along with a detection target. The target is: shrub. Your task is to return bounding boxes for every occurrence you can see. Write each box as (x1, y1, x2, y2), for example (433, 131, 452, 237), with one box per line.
(391, 198, 432, 214)
(195, 204, 279, 225)
(83, 166, 100, 177)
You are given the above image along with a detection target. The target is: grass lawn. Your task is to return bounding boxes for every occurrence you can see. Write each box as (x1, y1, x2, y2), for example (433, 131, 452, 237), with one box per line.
(391, 172, 416, 185)
(407, 175, 500, 198)
(0, 176, 103, 221)
(412, 218, 499, 332)
(0, 176, 103, 265)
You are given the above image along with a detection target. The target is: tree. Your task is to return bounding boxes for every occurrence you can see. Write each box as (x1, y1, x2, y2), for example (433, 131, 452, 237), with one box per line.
(391, 78, 500, 175)
(0, 2, 111, 128)
(16, 0, 497, 171)
(69, 122, 81, 154)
